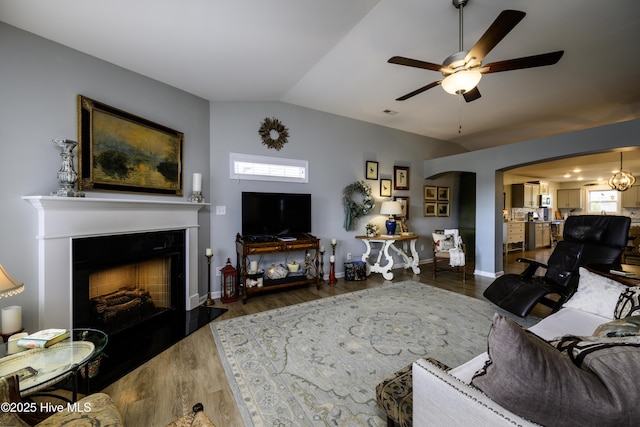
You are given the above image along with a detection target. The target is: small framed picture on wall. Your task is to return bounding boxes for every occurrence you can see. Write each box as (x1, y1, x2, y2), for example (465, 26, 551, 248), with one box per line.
(380, 179, 392, 197)
(424, 202, 437, 217)
(394, 196, 409, 219)
(437, 186, 450, 201)
(437, 203, 450, 217)
(424, 185, 437, 200)
(394, 166, 410, 190)
(365, 161, 378, 180)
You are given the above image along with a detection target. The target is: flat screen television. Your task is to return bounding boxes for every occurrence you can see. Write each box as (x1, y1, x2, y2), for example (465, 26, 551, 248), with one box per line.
(242, 192, 312, 237)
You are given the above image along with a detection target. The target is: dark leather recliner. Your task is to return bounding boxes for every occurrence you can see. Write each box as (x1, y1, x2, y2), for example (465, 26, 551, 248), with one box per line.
(484, 215, 631, 318)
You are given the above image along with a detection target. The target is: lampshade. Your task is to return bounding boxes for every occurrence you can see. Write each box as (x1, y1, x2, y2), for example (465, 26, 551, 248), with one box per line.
(0, 264, 24, 299)
(441, 70, 482, 95)
(609, 152, 636, 192)
(380, 201, 402, 216)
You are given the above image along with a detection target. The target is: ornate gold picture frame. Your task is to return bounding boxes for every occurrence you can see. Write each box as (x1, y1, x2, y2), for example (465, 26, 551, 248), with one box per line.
(78, 95, 184, 195)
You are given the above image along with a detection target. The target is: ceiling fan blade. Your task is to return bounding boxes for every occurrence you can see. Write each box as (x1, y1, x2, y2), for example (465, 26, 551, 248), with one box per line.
(462, 87, 481, 102)
(388, 56, 443, 72)
(396, 81, 441, 101)
(465, 10, 526, 63)
(481, 51, 564, 74)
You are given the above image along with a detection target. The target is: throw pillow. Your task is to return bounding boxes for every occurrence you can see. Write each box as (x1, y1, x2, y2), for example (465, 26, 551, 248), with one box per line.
(593, 315, 640, 337)
(432, 233, 455, 251)
(614, 286, 640, 319)
(562, 267, 627, 319)
(472, 314, 640, 427)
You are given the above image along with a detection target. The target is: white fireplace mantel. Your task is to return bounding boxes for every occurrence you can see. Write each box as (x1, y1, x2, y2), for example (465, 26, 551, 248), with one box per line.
(23, 196, 209, 329)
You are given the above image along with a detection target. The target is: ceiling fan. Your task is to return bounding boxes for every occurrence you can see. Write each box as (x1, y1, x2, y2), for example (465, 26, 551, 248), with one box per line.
(388, 0, 564, 102)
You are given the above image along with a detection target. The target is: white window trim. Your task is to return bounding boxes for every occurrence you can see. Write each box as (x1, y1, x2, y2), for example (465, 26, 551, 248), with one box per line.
(230, 152, 309, 183)
(586, 185, 621, 215)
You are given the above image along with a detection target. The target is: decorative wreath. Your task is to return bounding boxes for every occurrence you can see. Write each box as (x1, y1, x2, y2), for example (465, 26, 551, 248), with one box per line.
(343, 181, 375, 231)
(259, 117, 289, 151)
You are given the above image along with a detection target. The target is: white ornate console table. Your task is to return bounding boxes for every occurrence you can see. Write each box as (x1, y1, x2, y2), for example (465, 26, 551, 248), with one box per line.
(356, 234, 420, 280)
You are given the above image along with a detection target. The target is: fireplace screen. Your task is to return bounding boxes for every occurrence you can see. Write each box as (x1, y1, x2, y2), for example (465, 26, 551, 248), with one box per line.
(89, 257, 171, 332)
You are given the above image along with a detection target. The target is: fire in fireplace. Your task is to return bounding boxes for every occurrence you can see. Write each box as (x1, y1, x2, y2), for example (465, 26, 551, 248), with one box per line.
(72, 230, 185, 335)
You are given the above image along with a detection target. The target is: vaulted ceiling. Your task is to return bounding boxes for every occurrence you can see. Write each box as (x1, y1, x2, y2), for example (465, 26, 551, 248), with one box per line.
(2, 0, 639, 160)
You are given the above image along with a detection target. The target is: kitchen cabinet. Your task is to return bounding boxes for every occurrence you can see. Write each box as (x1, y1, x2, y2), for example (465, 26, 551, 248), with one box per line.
(503, 222, 525, 253)
(621, 186, 640, 208)
(556, 188, 582, 209)
(526, 222, 551, 250)
(512, 184, 540, 208)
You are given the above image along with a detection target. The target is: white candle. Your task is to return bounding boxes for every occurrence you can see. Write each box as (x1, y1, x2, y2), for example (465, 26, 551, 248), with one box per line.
(331, 238, 337, 245)
(2, 306, 22, 334)
(192, 173, 202, 192)
(205, 248, 213, 256)
(320, 246, 325, 253)
(249, 260, 258, 272)
(330, 255, 335, 263)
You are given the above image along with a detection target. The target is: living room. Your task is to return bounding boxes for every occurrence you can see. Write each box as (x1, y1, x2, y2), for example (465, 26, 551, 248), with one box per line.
(1, 1, 640, 425)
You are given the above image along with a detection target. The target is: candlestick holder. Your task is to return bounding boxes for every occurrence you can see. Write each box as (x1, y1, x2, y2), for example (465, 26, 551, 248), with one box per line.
(203, 253, 215, 306)
(329, 241, 337, 284)
(51, 138, 84, 197)
(318, 249, 325, 282)
(188, 191, 205, 203)
(329, 260, 336, 285)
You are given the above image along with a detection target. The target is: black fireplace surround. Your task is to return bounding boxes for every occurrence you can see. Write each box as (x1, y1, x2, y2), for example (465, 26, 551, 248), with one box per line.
(71, 230, 225, 390)
(72, 229, 185, 333)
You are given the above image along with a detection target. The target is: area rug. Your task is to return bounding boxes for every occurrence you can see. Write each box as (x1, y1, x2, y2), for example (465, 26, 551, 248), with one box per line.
(211, 281, 539, 426)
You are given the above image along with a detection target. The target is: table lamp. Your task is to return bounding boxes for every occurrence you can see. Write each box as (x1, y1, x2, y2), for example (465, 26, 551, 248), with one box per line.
(380, 201, 402, 235)
(0, 264, 25, 337)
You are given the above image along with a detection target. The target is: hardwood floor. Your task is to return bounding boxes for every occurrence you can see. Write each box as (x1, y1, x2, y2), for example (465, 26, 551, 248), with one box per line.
(101, 247, 554, 426)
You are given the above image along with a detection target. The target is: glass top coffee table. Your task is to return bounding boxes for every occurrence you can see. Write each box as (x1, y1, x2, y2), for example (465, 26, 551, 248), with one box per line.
(0, 328, 107, 399)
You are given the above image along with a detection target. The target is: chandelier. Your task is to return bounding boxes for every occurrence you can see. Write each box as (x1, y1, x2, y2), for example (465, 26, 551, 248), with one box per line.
(608, 152, 636, 192)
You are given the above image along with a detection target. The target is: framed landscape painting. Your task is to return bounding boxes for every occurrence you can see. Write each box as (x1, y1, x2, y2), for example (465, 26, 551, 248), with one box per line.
(78, 95, 184, 195)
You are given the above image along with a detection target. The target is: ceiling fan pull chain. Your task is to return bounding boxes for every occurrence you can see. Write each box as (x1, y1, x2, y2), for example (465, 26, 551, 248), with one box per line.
(458, 95, 463, 134)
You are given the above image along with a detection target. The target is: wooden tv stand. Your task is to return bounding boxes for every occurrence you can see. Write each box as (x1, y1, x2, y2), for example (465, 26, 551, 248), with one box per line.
(235, 234, 321, 303)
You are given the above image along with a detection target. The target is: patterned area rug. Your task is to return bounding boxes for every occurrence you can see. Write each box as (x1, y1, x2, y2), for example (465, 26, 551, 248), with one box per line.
(211, 281, 539, 426)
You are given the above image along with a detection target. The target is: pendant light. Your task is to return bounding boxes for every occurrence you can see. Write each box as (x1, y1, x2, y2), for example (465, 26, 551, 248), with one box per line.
(608, 152, 636, 192)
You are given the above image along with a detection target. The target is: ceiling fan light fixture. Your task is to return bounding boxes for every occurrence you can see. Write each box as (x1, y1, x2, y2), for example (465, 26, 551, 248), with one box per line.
(608, 152, 636, 191)
(441, 70, 482, 95)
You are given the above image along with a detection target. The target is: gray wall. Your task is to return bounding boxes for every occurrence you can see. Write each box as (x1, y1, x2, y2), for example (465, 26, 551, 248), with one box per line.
(0, 22, 210, 333)
(208, 101, 465, 284)
(424, 119, 640, 276)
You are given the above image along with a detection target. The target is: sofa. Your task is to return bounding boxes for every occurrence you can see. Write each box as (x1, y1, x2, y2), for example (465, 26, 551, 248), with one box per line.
(412, 267, 640, 426)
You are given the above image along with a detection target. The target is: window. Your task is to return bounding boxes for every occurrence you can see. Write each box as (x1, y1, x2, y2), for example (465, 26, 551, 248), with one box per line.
(230, 153, 308, 183)
(587, 189, 619, 214)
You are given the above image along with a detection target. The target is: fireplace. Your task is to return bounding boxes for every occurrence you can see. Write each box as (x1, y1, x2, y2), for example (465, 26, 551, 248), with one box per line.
(23, 196, 228, 390)
(72, 230, 185, 335)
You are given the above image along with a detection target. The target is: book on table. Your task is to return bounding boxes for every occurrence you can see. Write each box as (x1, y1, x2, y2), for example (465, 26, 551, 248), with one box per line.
(17, 328, 70, 349)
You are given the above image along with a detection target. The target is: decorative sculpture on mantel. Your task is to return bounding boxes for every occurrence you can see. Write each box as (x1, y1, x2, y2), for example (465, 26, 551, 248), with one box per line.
(51, 138, 84, 197)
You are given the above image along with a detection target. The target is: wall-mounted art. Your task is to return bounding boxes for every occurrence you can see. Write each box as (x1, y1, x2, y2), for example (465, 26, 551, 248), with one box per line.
(380, 179, 392, 197)
(394, 196, 410, 220)
(437, 186, 450, 201)
(424, 202, 437, 217)
(394, 166, 409, 190)
(437, 203, 450, 217)
(424, 185, 437, 200)
(78, 95, 184, 195)
(366, 161, 379, 180)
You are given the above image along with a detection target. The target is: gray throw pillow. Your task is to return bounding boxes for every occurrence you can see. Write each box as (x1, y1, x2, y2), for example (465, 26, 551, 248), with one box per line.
(472, 314, 640, 427)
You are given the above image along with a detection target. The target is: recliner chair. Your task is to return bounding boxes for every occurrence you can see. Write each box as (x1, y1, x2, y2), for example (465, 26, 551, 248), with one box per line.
(484, 215, 631, 318)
